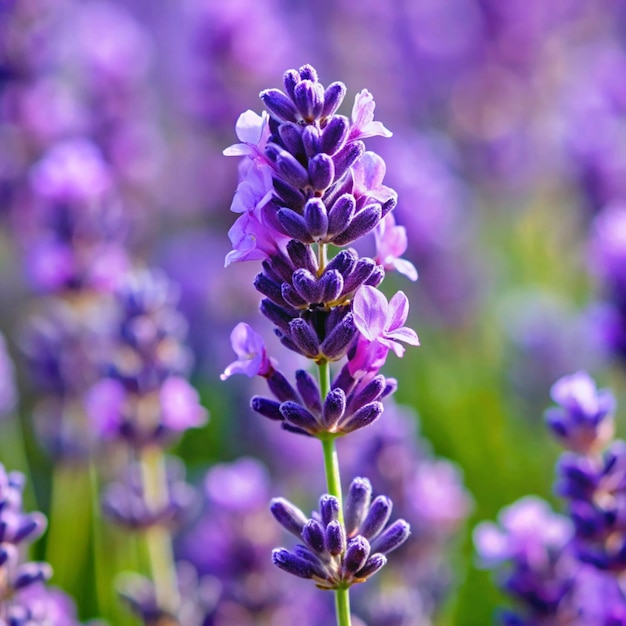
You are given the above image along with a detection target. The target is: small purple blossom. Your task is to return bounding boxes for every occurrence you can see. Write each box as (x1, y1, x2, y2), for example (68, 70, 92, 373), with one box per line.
(373, 213, 418, 282)
(350, 90, 393, 141)
(221, 322, 274, 380)
(349, 287, 419, 376)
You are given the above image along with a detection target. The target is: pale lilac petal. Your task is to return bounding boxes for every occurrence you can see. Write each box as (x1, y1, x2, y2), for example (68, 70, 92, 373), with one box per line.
(221, 323, 271, 379)
(353, 152, 386, 192)
(353, 286, 388, 340)
(387, 327, 420, 346)
(223, 110, 269, 156)
(392, 258, 418, 282)
(386, 291, 410, 331)
(350, 90, 392, 140)
(348, 337, 390, 376)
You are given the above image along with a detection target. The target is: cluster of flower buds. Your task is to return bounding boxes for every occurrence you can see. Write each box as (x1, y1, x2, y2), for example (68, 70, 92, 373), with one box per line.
(87, 268, 207, 448)
(547, 371, 626, 573)
(271, 477, 410, 589)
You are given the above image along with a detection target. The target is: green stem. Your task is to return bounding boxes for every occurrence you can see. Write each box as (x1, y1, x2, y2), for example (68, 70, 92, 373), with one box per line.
(318, 360, 351, 626)
(139, 447, 180, 615)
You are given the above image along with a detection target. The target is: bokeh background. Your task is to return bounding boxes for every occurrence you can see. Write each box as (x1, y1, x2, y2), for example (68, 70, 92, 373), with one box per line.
(2, 0, 626, 624)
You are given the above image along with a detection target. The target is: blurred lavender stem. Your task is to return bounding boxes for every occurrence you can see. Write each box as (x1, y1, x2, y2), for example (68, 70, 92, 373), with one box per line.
(318, 356, 351, 626)
(139, 445, 181, 616)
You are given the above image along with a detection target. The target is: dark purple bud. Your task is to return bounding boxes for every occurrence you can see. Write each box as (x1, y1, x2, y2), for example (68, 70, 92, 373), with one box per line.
(270, 497, 309, 536)
(296, 369, 322, 414)
(264, 254, 295, 284)
(273, 178, 306, 212)
(320, 313, 357, 360)
(254, 272, 284, 305)
(320, 495, 340, 526)
(303, 519, 326, 553)
(319, 270, 343, 303)
(260, 299, 295, 333)
(292, 545, 328, 578)
(276, 152, 310, 189)
(360, 496, 393, 540)
(322, 82, 347, 118)
(266, 369, 299, 402)
(321, 115, 349, 154)
(325, 519, 346, 555)
(13, 562, 52, 590)
(0, 546, 12, 567)
(332, 364, 357, 396)
(347, 375, 386, 412)
(278, 209, 314, 243)
(324, 171, 354, 208)
(251, 396, 283, 421)
(365, 264, 385, 287)
(272, 548, 314, 578)
(280, 401, 319, 432)
(343, 537, 371, 576)
(326, 248, 357, 276)
(333, 203, 382, 246)
(294, 80, 324, 121)
(13, 513, 46, 544)
(344, 477, 372, 537)
(278, 123, 304, 156)
(299, 64, 318, 81)
(333, 141, 365, 180)
(283, 69, 300, 99)
(282, 284, 307, 309)
(355, 553, 387, 580)
(261, 89, 299, 122)
(369, 519, 411, 554)
(381, 194, 397, 217)
(282, 423, 313, 437)
(381, 377, 397, 399)
(308, 154, 335, 192)
(302, 126, 321, 158)
(293, 269, 322, 303)
(323, 388, 346, 428)
(327, 194, 356, 239)
(341, 401, 384, 433)
(304, 198, 329, 239)
(287, 240, 318, 274)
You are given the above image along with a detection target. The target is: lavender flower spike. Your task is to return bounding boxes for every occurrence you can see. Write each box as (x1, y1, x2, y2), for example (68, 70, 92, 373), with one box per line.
(270, 477, 409, 590)
(545, 371, 615, 454)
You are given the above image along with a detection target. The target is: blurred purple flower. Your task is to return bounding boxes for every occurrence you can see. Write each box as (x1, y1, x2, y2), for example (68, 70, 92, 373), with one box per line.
(373, 213, 418, 282)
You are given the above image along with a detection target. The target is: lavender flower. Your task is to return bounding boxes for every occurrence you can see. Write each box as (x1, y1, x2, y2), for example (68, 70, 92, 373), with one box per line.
(271, 476, 410, 589)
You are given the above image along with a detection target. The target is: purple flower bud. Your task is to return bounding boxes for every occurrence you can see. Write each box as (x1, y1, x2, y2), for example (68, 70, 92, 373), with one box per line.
(277, 208, 314, 243)
(365, 264, 386, 287)
(355, 554, 387, 579)
(272, 548, 314, 578)
(12, 513, 47, 544)
(251, 396, 283, 421)
(304, 197, 329, 239)
(327, 248, 357, 276)
(360, 496, 393, 540)
(289, 318, 320, 358)
(260, 298, 294, 333)
(342, 257, 378, 295)
(320, 312, 357, 360)
(254, 272, 284, 304)
(326, 519, 347, 555)
(270, 497, 308, 537)
(321, 115, 350, 155)
(287, 240, 318, 274)
(273, 178, 306, 211)
(320, 495, 340, 526)
(308, 154, 335, 193)
(322, 82, 347, 118)
(260, 89, 298, 122)
(278, 122, 304, 156)
(303, 519, 326, 553)
(281, 284, 307, 308)
(323, 388, 346, 428)
(327, 194, 356, 239)
(292, 269, 319, 303)
(276, 151, 310, 188)
(295, 369, 322, 414)
(342, 537, 371, 576)
(344, 477, 372, 537)
(333, 202, 382, 246)
(293, 80, 324, 122)
(340, 401, 384, 433)
(346, 375, 386, 414)
(280, 401, 319, 433)
(333, 141, 365, 180)
(319, 270, 343, 303)
(369, 519, 411, 554)
(283, 69, 300, 99)
(302, 126, 322, 158)
(266, 369, 299, 402)
(13, 562, 53, 591)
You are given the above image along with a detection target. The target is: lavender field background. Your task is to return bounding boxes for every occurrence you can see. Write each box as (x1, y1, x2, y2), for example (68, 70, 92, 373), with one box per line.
(2, 0, 626, 624)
